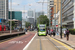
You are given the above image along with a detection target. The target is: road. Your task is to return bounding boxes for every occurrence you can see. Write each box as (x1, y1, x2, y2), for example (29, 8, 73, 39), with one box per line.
(0, 31, 74, 50)
(26, 35, 73, 50)
(0, 31, 36, 50)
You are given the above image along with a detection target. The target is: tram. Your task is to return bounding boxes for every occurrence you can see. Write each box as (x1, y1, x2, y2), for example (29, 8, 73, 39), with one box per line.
(37, 24, 47, 36)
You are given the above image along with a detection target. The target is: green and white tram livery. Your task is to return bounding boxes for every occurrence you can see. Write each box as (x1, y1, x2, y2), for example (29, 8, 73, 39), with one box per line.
(38, 24, 47, 36)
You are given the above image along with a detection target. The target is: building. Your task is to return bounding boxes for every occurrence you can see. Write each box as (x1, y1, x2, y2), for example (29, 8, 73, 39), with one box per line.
(27, 17, 34, 26)
(27, 10, 34, 18)
(9, 11, 22, 29)
(51, 7, 54, 26)
(8, 19, 22, 29)
(9, 11, 22, 21)
(0, 0, 8, 19)
(53, 0, 61, 31)
(62, 0, 75, 29)
(47, 0, 54, 29)
(35, 11, 44, 19)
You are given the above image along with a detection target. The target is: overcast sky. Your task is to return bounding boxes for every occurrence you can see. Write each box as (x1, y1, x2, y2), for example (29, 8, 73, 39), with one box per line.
(9, 0, 48, 18)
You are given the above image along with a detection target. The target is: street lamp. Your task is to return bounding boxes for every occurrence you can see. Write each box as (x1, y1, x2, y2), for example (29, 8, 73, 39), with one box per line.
(54, 5, 56, 32)
(60, 0, 62, 39)
(10, 0, 12, 34)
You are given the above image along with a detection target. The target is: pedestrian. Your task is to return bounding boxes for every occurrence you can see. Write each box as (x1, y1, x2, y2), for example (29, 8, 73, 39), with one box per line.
(56, 31, 59, 35)
(48, 28, 50, 35)
(64, 30, 66, 37)
(53, 30, 56, 36)
(50, 30, 52, 37)
(46, 28, 48, 34)
(66, 29, 69, 41)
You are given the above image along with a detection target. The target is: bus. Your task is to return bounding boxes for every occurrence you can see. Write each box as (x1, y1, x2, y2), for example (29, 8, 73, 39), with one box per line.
(37, 24, 47, 36)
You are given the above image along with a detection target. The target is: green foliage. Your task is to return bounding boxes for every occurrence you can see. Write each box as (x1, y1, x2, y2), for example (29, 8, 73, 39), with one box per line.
(8, 21, 16, 30)
(69, 29, 75, 35)
(37, 15, 49, 26)
(25, 22, 31, 28)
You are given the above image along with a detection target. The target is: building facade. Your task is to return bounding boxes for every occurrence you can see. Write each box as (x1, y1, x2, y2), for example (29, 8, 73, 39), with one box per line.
(9, 11, 22, 21)
(53, 0, 61, 31)
(0, 0, 8, 19)
(62, 0, 74, 29)
(27, 10, 34, 18)
(47, 0, 54, 29)
(35, 11, 44, 19)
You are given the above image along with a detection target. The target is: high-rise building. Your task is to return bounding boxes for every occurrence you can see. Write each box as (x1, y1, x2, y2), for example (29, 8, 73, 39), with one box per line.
(0, 0, 8, 19)
(27, 10, 34, 18)
(53, 0, 61, 31)
(9, 11, 22, 21)
(62, 0, 75, 29)
(47, 0, 54, 29)
(35, 11, 44, 19)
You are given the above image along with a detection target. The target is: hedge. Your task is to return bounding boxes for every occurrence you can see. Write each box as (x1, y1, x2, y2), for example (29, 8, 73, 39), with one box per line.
(69, 29, 75, 35)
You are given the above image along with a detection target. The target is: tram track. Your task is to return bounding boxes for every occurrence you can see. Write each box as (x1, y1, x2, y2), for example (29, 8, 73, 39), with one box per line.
(38, 36, 60, 50)
(45, 36, 60, 50)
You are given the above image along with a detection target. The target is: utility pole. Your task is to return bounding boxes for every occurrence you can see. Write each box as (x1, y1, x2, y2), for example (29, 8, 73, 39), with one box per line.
(10, 0, 12, 34)
(60, 0, 62, 39)
(54, 5, 56, 32)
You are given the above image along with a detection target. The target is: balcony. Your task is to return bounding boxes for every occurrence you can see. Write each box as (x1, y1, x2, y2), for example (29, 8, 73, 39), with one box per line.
(62, 0, 70, 8)
(62, 20, 73, 25)
(62, 4, 73, 13)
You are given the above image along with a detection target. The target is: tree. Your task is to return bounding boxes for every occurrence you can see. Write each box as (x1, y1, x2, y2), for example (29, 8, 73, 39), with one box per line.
(25, 22, 31, 28)
(37, 15, 49, 26)
(8, 21, 16, 30)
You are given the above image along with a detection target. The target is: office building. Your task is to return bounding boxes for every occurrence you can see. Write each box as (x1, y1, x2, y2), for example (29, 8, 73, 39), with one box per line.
(0, 0, 8, 19)
(35, 11, 44, 19)
(53, 0, 61, 31)
(47, 0, 54, 29)
(27, 10, 34, 18)
(9, 11, 22, 21)
(62, 0, 74, 29)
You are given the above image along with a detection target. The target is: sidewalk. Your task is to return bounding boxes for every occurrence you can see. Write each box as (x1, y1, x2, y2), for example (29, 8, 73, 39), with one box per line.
(52, 34, 75, 49)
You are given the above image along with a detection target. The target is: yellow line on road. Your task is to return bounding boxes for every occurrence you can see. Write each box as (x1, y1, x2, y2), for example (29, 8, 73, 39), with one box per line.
(0, 34, 25, 44)
(49, 37, 73, 50)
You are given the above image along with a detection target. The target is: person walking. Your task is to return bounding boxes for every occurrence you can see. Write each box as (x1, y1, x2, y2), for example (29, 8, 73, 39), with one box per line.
(48, 28, 50, 35)
(64, 30, 66, 37)
(50, 30, 52, 37)
(53, 30, 56, 37)
(56, 31, 59, 35)
(66, 29, 69, 41)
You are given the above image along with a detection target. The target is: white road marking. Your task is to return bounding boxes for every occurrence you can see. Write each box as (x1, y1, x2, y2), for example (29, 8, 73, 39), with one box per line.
(23, 33, 37, 50)
(8, 41, 23, 44)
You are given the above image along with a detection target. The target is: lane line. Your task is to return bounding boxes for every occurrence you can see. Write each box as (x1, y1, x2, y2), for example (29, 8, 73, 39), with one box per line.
(49, 37, 73, 50)
(23, 33, 37, 50)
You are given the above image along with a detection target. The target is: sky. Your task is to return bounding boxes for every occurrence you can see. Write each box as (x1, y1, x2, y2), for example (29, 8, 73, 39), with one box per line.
(9, 0, 48, 18)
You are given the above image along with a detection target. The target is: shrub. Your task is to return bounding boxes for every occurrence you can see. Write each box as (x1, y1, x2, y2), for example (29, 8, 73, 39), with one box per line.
(69, 29, 75, 35)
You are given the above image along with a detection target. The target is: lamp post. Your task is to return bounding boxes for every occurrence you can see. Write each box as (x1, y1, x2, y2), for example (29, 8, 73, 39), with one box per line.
(10, 0, 12, 34)
(60, 0, 62, 39)
(54, 5, 56, 31)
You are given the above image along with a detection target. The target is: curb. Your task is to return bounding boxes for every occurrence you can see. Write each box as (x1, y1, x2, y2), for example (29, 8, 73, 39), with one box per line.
(53, 37, 75, 49)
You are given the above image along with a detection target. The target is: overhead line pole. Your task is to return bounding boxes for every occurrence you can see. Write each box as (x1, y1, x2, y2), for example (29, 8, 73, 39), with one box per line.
(10, 0, 12, 34)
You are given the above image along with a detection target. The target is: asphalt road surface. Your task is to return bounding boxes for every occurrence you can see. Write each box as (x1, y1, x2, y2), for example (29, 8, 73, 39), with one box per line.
(0, 31, 73, 50)
(26, 35, 73, 50)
